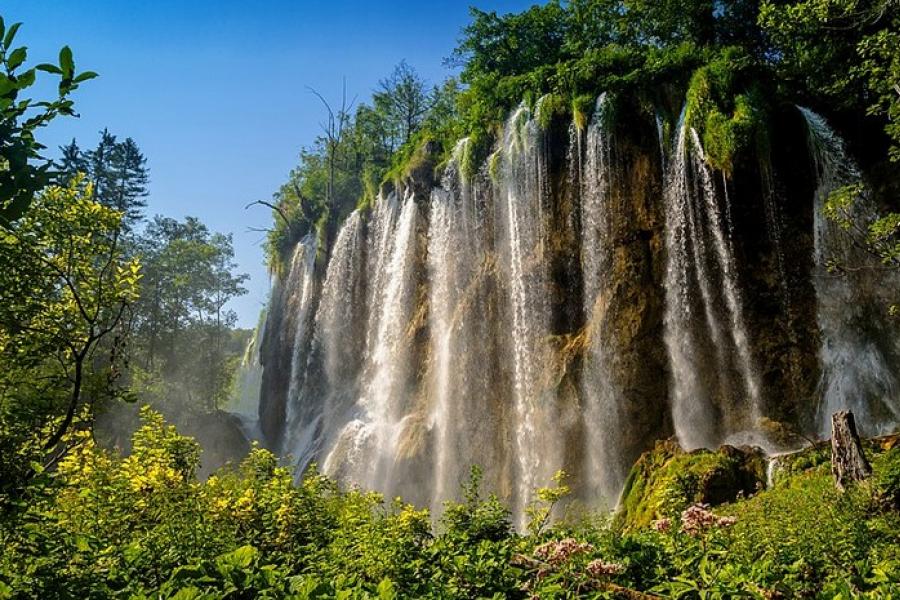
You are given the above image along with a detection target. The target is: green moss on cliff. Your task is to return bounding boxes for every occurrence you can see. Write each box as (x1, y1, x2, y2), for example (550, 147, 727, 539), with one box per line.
(683, 48, 767, 176)
(535, 93, 568, 131)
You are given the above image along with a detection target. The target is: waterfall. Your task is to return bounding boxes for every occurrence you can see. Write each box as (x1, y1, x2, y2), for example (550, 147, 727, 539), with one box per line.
(308, 210, 368, 459)
(323, 194, 420, 494)
(228, 309, 267, 440)
(663, 113, 764, 450)
(281, 235, 320, 465)
(497, 101, 562, 519)
(252, 98, 900, 524)
(800, 107, 900, 435)
(579, 94, 627, 503)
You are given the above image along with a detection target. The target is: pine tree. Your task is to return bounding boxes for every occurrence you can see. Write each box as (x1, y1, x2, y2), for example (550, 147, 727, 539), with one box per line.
(85, 129, 119, 208)
(57, 139, 89, 186)
(110, 138, 149, 226)
(71, 129, 151, 229)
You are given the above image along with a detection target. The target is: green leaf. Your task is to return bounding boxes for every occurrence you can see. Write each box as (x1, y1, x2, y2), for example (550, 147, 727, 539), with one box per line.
(35, 63, 63, 75)
(73, 71, 99, 84)
(170, 587, 203, 600)
(222, 545, 257, 569)
(59, 46, 74, 76)
(17, 69, 35, 89)
(7, 46, 26, 71)
(377, 578, 397, 600)
(4, 23, 22, 49)
(0, 75, 15, 96)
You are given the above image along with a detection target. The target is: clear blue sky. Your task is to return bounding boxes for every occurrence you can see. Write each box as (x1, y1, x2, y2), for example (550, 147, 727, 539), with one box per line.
(4, 0, 536, 328)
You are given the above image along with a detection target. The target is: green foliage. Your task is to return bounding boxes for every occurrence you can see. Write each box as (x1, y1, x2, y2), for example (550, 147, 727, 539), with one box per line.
(823, 181, 900, 310)
(759, 0, 900, 160)
(129, 216, 249, 414)
(684, 48, 766, 175)
(2, 412, 900, 598)
(0, 15, 96, 224)
(525, 470, 571, 536)
(0, 180, 138, 498)
(58, 129, 150, 228)
(872, 447, 900, 510)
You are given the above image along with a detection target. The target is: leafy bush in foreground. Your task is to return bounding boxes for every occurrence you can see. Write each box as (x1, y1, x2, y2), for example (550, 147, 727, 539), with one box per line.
(2, 409, 899, 599)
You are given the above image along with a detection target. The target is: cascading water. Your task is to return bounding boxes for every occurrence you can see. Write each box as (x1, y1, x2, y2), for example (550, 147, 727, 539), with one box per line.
(251, 98, 900, 525)
(229, 310, 267, 440)
(305, 210, 368, 461)
(801, 107, 900, 435)
(280, 235, 320, 465)
(497, 101, 563, 519)
(663, 113, 764, 450)
(579, 94, 627, 503)
(323, 194, 420, 495)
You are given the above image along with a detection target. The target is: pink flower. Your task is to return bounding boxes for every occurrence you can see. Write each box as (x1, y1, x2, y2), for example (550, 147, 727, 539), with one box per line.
(681, 504, 737, 536)
(652, 517, 672, 533)
(586, 559, 625, 578)
(533, 538, 594, 565)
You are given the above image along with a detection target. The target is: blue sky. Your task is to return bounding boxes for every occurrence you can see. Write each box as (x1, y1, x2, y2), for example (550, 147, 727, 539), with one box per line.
(4, 0, 536, 327)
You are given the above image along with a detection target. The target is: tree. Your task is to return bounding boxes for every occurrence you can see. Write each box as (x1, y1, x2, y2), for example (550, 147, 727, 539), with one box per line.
(759, 0, 900, 158)
(109, 137, 150, 224)
(0, 16, 96, 225)
(374, 61, 432, 147)
(130, 216, 249, 412)
(59, 129, 150, 229)
(0, 178, 140, 493)
(449, 4, 569, 83)
(57, 139, 88, 186)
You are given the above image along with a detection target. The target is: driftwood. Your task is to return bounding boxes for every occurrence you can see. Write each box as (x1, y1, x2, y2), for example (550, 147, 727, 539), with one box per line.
(831, 410, 872, 491)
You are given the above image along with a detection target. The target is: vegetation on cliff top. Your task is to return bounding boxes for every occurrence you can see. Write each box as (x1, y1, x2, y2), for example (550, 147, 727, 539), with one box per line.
(262, 0, 899, 269)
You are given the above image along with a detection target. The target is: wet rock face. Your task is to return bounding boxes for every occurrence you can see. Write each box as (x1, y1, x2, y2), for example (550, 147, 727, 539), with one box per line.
(258, 278, 291, 451)
(600, 117, 671, 477)
(729, 109, 821, 429)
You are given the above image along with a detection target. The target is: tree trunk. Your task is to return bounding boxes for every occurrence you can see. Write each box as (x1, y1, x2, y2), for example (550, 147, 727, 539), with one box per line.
(831, 410, 872, 491)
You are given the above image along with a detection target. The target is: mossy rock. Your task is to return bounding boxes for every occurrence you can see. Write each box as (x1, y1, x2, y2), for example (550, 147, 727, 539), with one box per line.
(617, 439, 766, 530)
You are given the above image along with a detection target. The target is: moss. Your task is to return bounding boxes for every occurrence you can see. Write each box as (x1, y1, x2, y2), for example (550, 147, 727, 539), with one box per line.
(572, 94, 596, 131)
(383, 135, 436, 188)
(617, 441, 766, 530)
(535, 93, 568, 131)
(683, 48, 767, 176)
(460, 129, 494, 182)
(487, 149, 503, 183)
(768, 443, 832, 487)
(769, 434, 900, 488)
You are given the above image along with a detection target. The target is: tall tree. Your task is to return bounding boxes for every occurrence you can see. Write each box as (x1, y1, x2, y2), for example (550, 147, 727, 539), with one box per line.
(0, 179, 139, 492)
(131, 216, 248, 411)
(57, 130, 150, 229)
(57, 139, 88, 187)
(374, 61, 432, 147)
(110, 137, 150, 224)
